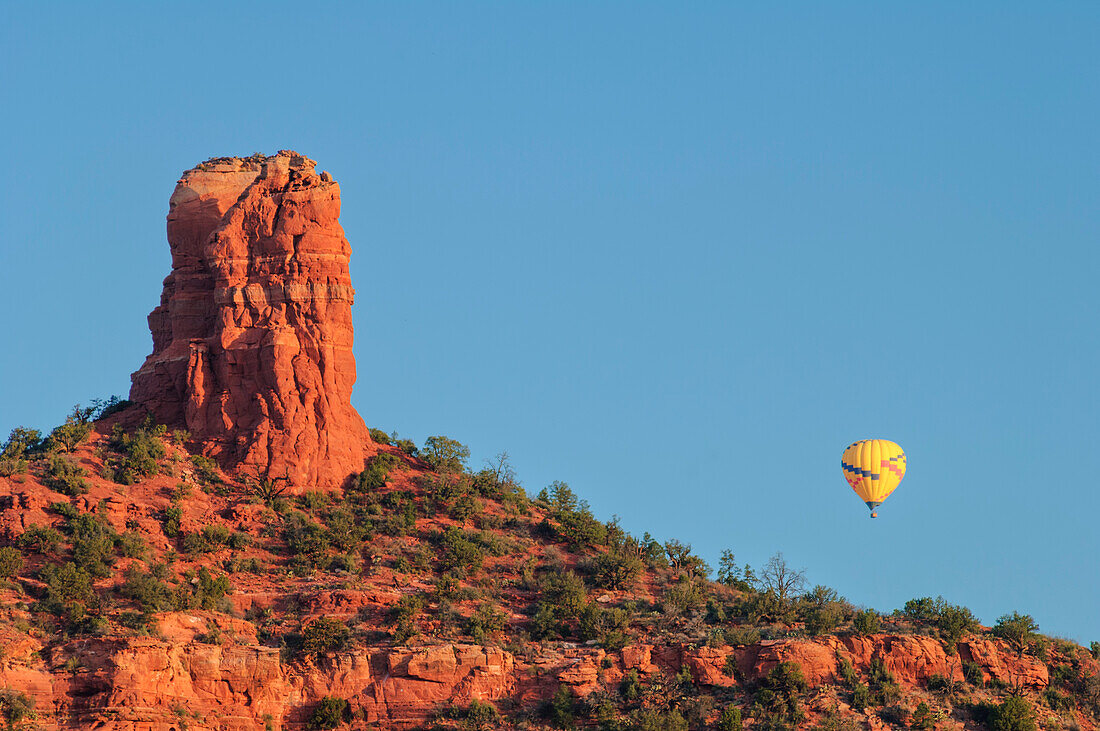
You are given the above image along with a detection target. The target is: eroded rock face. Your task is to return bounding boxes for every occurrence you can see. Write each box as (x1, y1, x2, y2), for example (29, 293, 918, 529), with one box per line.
(0, 630, 1069, 729)
(130, 151, 370, 488)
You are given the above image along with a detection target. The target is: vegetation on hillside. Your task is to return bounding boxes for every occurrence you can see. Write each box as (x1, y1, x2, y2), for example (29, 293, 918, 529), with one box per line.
(0, 402, 1096, 729)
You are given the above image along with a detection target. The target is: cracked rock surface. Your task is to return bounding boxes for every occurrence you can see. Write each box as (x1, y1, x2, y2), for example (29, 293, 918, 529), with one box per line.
(130, 151, 370, 489)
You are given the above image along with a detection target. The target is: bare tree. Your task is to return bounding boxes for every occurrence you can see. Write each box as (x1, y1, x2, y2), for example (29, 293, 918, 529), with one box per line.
(759, 552, 807, 602)
(484, 451, 517, 487)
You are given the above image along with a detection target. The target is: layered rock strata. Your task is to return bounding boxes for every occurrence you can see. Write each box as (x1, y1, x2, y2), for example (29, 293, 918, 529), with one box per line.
(130, 151, 370, 488)
(0, 634, 1057, 730)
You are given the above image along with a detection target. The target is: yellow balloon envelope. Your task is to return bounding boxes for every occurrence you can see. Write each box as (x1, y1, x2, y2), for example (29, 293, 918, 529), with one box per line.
(841, 439, 906, 518)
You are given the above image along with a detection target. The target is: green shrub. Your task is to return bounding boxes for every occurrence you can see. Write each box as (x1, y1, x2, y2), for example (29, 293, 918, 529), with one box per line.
(44, 454, 90, 496)
(545, 685, 576, 729)
(910, 702, 935, 730)
(380, 499, 417, 537)
(177, 568, 231, 611)
(0, 547, 23, 579)
(1042, 687, 1072, 712)
(927, 677, 957, 695)
(204, 525, 231, 545)
(0, 688, 35, 727)
(529, 603, 559, 641)
(754, 662, 807, 726)
(49, 501, 79, 520)
(836, 657, 858, 687)
(803, 595, 845, 636)
(963, 660, 985, 686)
(620, 669, 642, 701)
(463, 699, 500, 730)
(40, 562, 95, 619)
(741, 588, 796, 624)
(367, 428, 391, 445)
(990, 695, 1037, 730)
(393, 438, 418, 457)
(227, 531, 250, 550)
(297, 491, 329, 513)
(0, 427, 40, 476)
(466, 602, 508, 643)
(662, 578, 708, 615)
(300, 617, 349, 657)
(355, 453, 400, 492)
(190, 455, 222, 486)
(1, 427, 42, 461)
(423, 472, 463, 511)
(704, 597, 727, 624)
(592, 549, 643, 590)
(308, 696, 348, 729)
(852, 608, 881, 635)
(388, 594, 426, 644)
(470, 453, 519, 501)
(120, 566, 175, 612)
(555, 503, 608, 548)
(163, 505, 182, 537)
(851, 683, 870, 710)
(725, 626, 762, 646)
(540, 570, 588, 619)
(47, 406, 95, 452)
(992, 612, 1040, 653)
(225, 557, 267, 574)
(629, 708, 688, 731)
(867, 657, 900, 705)
(937, 603, 979, 647)
(1048, 662, 1074, 688)
(116, 531, 146, 559)
(529, 569, 590, 641)
(68, 513, 120, 576)
(323, 506, 368, 552)
(436, 527, 484, 575)
(766, 661, 808, 696)
(715, 705, 742, 731)
(578, 605, 630, 650)
(107, 421, 167, 484)
(902, 596, 941, 622)
(284, 514, 333, 572)
(18, 524, 62, 554)
(0, 456, 27, 477)
(422, 435, 470, 473)
(183, 532, 213, 555)
(92, 395, 131, 420)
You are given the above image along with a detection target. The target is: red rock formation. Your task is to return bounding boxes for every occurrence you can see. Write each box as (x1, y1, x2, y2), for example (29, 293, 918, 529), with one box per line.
(0, 622, 1078, 730)
(675, 634, 1051, 691)
(130, 151, 371, 489)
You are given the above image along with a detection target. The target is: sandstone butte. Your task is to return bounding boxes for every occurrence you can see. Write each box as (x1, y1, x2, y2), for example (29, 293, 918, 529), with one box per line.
(129, 151, 372, 491)
(0, 153, 1098, 731)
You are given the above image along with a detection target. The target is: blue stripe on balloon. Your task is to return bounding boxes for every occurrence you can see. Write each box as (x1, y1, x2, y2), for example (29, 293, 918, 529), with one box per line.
(842, 461, 880, 480)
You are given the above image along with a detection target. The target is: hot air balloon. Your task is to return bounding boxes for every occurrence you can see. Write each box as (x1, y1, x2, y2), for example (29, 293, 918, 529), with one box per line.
(841, 439, 906, 518)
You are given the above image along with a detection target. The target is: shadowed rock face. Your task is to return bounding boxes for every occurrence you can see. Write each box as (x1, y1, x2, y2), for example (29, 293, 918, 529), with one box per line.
(130, 151, 370, 489)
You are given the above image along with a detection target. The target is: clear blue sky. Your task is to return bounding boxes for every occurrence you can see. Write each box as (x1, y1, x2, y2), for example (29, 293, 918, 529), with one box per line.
(2, 3, 1098, 642)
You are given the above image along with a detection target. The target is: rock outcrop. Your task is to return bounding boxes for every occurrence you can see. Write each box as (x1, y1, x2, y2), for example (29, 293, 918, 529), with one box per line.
(130, 151, 370, 488)
(0, 633, 1067, 730)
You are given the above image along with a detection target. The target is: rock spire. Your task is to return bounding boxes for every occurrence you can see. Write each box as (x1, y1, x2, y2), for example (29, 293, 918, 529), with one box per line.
(130, 151, 370, 488)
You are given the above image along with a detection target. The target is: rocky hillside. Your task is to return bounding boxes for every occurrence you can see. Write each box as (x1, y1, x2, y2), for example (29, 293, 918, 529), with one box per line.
(0, 153, 1096, 731)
